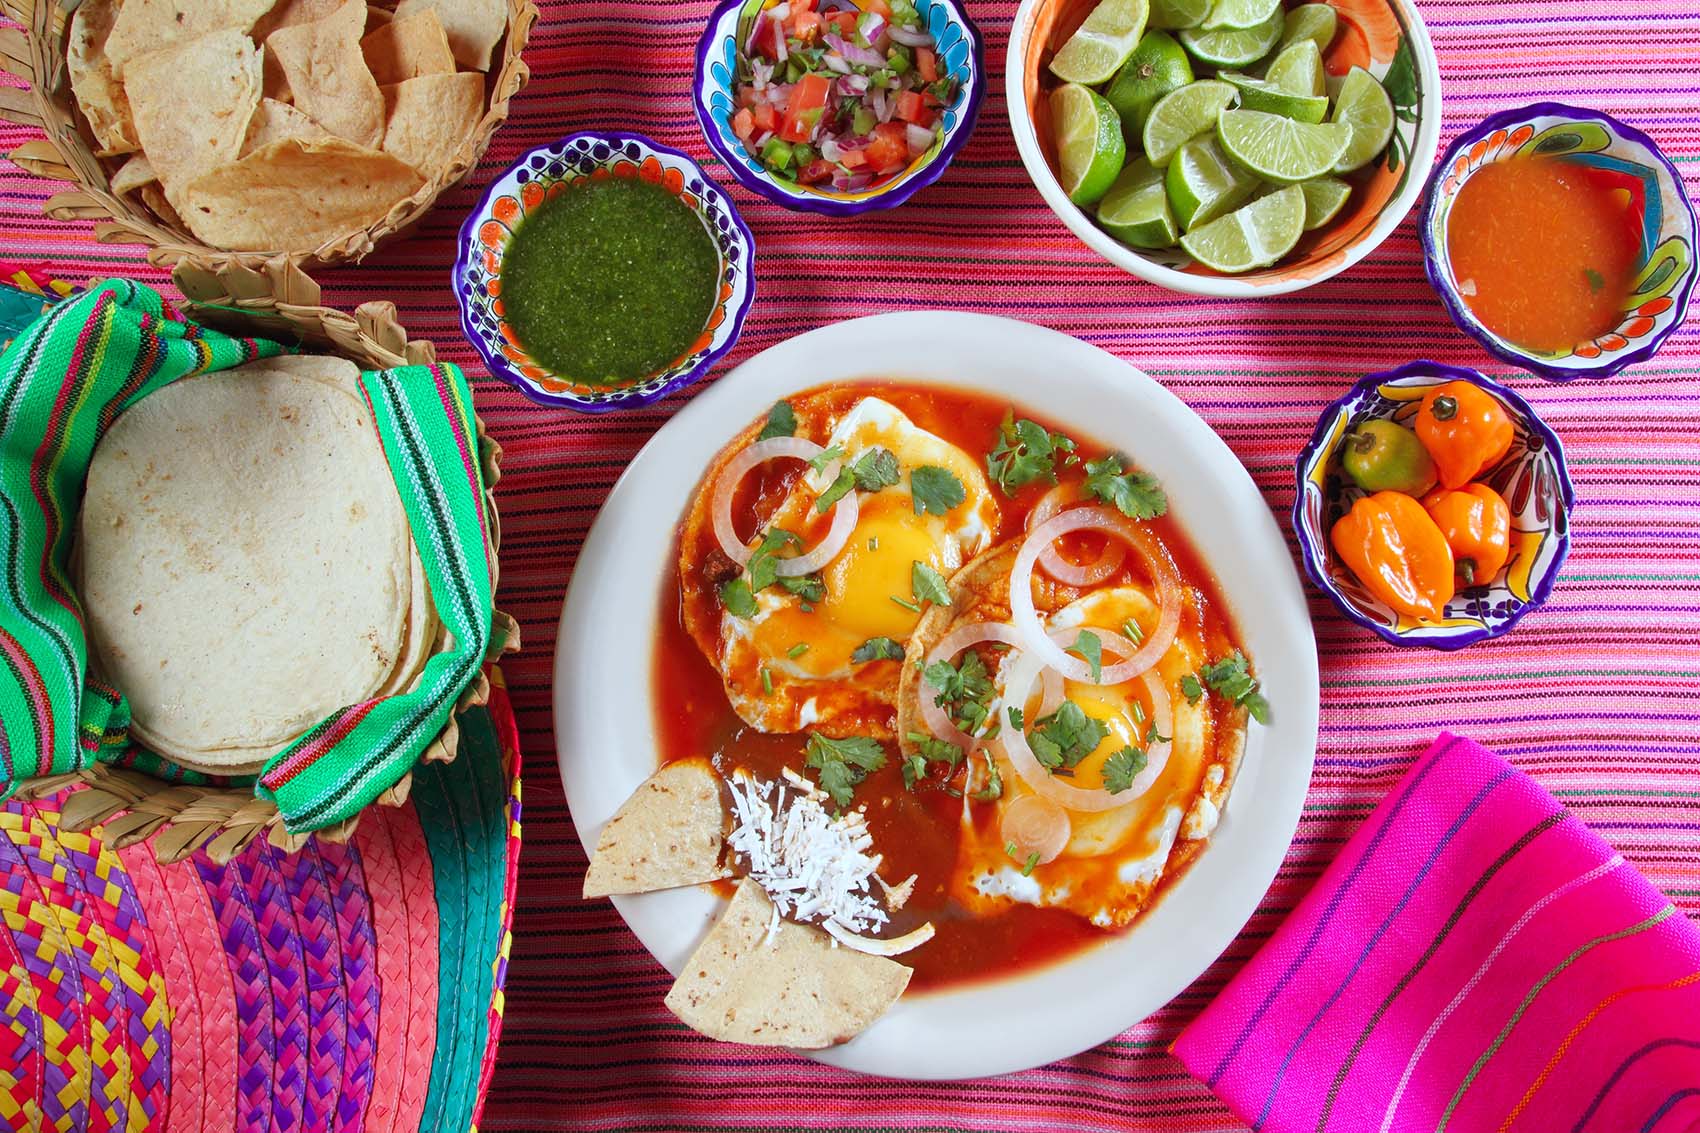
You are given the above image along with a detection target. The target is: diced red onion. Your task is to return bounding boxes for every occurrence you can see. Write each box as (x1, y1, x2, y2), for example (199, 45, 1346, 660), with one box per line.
(744, 14, 764, 56)
(824, 32, 886, 67)
(752, 61, 773, 89)
(1009, 506, 1181, 684)
(773, 15, 789, 64)
(887, 24, 933, 47)
(859, 13, 886, 43)
(831, 169, 874, 192)
(1027, 482, 1128, 586)
(905, 122, 935, 155)
(822, 52, 851, 74)
(835, 73, 870, 96)
(818, 137, 843, 162)
(771, 2, 790, 17)
(752, 129, 773, 149)
(711, 437, 858, 578)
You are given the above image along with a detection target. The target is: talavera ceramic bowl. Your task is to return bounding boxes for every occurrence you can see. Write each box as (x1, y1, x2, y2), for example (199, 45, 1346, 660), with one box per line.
(1422, 103, 1697, 381)
(453, 131, 756, 413)
(1006, 0, 1442, 297)
(693, 0, 986, 215)
(1293, 361, 1575, 650)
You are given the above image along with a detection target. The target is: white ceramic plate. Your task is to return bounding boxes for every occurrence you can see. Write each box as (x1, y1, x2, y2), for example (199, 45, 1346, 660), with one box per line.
(555, 312, 1319, 1079)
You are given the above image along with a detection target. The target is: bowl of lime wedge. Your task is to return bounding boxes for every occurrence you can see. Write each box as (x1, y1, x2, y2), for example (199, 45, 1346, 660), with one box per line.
(1007, 0, 1440, 296)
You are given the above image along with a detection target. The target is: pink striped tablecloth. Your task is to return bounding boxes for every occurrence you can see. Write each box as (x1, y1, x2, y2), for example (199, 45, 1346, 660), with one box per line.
(3, 0, 1697, 1129)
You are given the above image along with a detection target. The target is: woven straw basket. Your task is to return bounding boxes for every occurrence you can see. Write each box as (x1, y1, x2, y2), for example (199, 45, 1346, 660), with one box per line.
(0, 0, 537, 270)
(18, 263, 520, 865)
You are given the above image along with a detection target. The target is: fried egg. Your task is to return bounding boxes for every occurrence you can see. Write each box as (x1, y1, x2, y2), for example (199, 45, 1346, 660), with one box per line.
(718, 397, 998, 737)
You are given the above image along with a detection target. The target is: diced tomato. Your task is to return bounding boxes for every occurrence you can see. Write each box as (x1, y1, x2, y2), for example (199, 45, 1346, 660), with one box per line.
(866, 0, 891, 15)
(751, 102, 779, 133)
(791, 0, 817, 10)
(839, 146, 868, 169)
(864, 122, 909, 171)
(796, 159, 836, 184)
(789, 9, 822, 41)
(754, 12, 787, 59)
(731, 107, 756, 140)
(827, 10, 858, 35)
(894, 89, 933, 126)
(735, 84, 759, 109)
(779, 72, 831, 142)
(915, 47, 938, 82)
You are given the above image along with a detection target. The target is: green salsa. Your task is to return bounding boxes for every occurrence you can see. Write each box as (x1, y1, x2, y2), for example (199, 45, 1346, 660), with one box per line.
(500, 176, 722, 385)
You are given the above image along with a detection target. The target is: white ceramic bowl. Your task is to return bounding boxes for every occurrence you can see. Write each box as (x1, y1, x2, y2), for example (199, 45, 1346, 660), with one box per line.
(1005, 0, 1442, 297)
(555, 312, 1320, 1079)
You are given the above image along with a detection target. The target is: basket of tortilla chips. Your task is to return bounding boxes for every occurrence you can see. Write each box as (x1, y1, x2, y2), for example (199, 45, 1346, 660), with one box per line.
(0, 0, 535, 268)
(0, 273, 519, 863)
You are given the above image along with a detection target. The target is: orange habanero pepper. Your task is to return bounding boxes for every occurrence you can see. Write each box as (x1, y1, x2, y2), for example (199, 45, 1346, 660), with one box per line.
(1422, 483, 1511, 588)
(1330, 491, 1455, 621)
(1414, 380, 1514, 489)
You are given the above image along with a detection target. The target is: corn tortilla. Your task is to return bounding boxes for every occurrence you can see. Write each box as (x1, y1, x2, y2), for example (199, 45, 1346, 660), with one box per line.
(362, 8, 456, 84)
(266, 0, 385, 147)
(105, 0, 274, 78)
(67, 0, 139, 155)
(391, 0, 504, 70)
(122, 29, 262, 205)
(583, 758, 729, 899)
(380, 71, 483, 178)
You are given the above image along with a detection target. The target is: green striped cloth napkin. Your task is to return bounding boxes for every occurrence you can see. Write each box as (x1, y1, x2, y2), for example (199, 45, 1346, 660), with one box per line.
(0, 279, 495, 833)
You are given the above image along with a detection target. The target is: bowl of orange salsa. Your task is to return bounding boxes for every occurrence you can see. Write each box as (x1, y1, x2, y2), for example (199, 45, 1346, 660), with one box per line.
(1422, 103, 1696, 381)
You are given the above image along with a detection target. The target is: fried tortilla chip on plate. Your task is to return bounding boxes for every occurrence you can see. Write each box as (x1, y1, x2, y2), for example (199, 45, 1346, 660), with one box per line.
(666, 878, 912, 1049)
(242, 98, 334, 155)
(105, 0, 274, 78)
(361, 8, 456, 83)
(582, 758, 729, 899)
(179, 136, 423, 251)
(391, 0, 504, 71)
(380, 71, 483, 178)
(67, 0, 139, 155)
(266, 0, 386, 147)
(122, 29, 262, 205)
(250, 0, 344, 42)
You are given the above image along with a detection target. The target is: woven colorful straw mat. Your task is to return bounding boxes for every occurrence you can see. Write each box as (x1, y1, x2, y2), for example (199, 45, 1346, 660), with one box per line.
(0, 680, 522, 1133)
(4, 0, 1700, 1130)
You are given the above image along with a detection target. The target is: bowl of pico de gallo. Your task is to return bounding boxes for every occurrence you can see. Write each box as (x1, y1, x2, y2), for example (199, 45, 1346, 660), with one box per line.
(694, 0, 985, 215)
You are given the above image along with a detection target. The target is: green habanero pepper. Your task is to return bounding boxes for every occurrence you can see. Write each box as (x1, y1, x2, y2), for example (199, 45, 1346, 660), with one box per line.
(1341, 419, 1439, 496)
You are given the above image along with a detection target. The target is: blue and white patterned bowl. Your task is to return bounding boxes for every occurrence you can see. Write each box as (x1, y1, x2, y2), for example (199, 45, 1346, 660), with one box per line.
(1292, 362, 1576, 650)
(452, 131, 756, 414)
(693, 0, 984, 215)
(1421, 103, 1696, 382)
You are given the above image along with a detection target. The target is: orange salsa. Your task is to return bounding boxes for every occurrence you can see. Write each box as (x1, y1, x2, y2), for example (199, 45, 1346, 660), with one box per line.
(1445, 155, 1641, 353)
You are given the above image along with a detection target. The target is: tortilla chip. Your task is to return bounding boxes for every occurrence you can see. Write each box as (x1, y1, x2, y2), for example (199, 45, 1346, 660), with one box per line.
(124, 30, 262, 204)
(367, 4, 393, 28)
(105, 0, 274, 78)
(582, 758, 728, 898)
(267, 0, 385, 147)
(250, 0, 344, 42)
(664, 878, 911, 1049)
(67, 0, 139, 155)
(260, 44, 294, 102)
(242, 98, 333, 155)
(140, 184, 184, 228)
(391, 0, 504, 71)
(380, 71, 483, 179)
(179, 136, 423, 252)
(361, 8, 455, 84)
(110, 153, 156, 195)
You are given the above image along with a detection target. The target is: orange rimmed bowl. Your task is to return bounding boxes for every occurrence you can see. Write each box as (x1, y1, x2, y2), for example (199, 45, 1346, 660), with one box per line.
(453, 132, 756, 412)
(1006, 0, 1442, 297)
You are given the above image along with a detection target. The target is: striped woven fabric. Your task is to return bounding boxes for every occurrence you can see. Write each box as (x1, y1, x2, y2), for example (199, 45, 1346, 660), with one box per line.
(1173, 733, 1700, 1132)
(0, 281, 497, 832)
(3, 0, 1698, 1128)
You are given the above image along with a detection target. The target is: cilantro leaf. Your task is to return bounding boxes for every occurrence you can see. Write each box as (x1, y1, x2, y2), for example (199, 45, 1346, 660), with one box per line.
(901, 753, 928, 789)
(922, 650, 994, 735)
(972, 746, 1003, 802)
(910, 465, 967, 516)
(815, 465, 856, 513)
(1199, 651, 1272, 725)
(1027, 700, 1110, 771)
(1084, 454, 1168, 520)
(745, 527, 801, 594)
(1181, 674, 1204, 704)
(903, 732, 964, 789)
(911, 560, 952, 608)
(719, 578, 757, 619)
(1076, 629, 1102, 684)
(984, 412, 1077, 496)
(1102, 745, 1149, 794)
(757, 400, 796, 440)
(778, 573, 824, 603)
(1007, 705, 1024, 731)
(804, 733, 888, 807)
(852, 636, 905, 663)
(851, 447, 900, 491)
(808, 444, 846, 474)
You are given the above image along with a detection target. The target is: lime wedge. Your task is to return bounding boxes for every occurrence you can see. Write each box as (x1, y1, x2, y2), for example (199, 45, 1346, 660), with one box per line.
(1298, 176, 1353, 229)
(1330, 65, 1395, 173)
(1180, 183, 1306, 272)
(1099, 159, 1179, 248)
(1103, 31, 1194, 142)
(1052, 83, 1129, 204)
(1166, 135, 1258, 230)
(1178, 8, 1282, 68)
(1200, 0, 1279, 30)
(1219, 71, 1329, 123)
(1141, 78, 1236, 167)
(1216, 107, 1351, 182)
(1278, 4, 1339, 54)
(1148, 0, 1211, 30)
(1049, 0, 1152, 85)
(1263, 39, 1325, 96)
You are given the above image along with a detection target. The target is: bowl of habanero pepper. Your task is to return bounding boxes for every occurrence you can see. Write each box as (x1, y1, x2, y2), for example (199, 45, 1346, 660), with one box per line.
(1293, 361, 1575, 649)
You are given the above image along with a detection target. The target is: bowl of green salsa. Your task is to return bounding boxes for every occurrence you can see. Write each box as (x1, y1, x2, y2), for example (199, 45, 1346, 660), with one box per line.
(454, 131, 757, 412)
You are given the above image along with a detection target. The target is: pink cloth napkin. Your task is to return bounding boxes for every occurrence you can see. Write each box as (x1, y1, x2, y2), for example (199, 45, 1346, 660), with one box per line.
(1174, 733, 1700, 1133)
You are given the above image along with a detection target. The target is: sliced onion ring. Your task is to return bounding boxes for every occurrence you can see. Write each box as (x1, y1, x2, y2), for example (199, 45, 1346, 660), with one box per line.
(1027, 483, 1128, 587)
(997, 633, 1174, 811)
(919, 621, 1028, 750)
(1010, 506, 1181, 684)
(711, 436, 859, 577)
(999, 794, 1071, 865)
(823, 919, 936, 956)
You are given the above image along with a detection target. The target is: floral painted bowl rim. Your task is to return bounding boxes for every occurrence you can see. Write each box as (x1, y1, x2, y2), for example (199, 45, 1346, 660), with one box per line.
(1290, 360, 1577, 650)
(691, 0, 987, 216)
(1419, 102, 1699, 382)
(451, 129, 757, 413)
